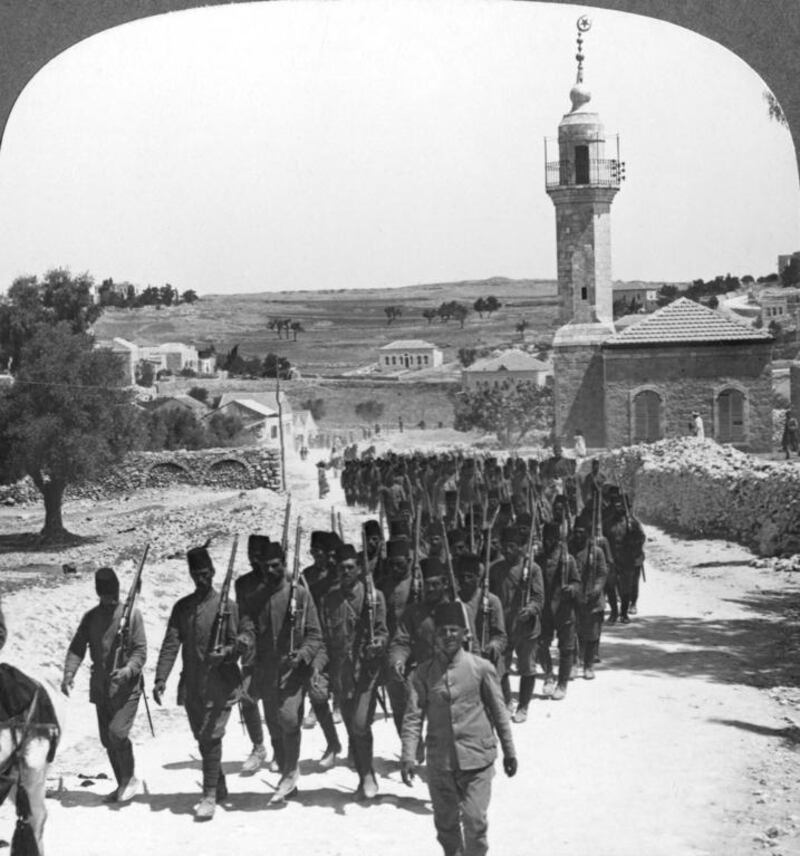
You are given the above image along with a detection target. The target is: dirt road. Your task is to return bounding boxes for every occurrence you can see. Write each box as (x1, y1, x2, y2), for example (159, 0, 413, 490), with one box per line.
(1, 465, 799, 855)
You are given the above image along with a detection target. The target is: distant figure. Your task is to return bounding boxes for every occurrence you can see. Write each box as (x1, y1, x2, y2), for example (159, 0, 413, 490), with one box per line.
(690, 411, 705, 440)
(300, 446, 309, 462)
(783, 409, 799, 459)
(573, 429, 587, 467)
(317, 462, 330, 499)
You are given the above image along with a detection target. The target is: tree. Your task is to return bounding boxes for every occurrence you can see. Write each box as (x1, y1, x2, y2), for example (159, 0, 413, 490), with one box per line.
(145, 407, 205, 451)
(136, 360, 155, 388)
(452, 303, 470, 329)
(181, 289, 199, 304)
(385, 306, 403, 326)
(473, 297, 487, 318)
(453, 381, 554, 447)
(204, 411, 245, 447)
(355, 399, 385, 421)
(300, 397, 326, 421)
(0, 323, 139, 541)
(262, 353, 292, 379)
(484, 296, 502, 316)
(422, 308, 438, 325)
(187, 386, 209, 403)
(656, 284, 680, 307)
(458, 348, 478, 367)
(0, 269, 103, 370)
(290, 321, 304, 341)
(768, 319, 783, 339)
(707, 295, 719, 309)
(159, 284, 177, 307)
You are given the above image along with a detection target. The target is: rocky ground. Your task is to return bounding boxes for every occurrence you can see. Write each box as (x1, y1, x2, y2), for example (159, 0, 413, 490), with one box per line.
(1, 451, 800, 855)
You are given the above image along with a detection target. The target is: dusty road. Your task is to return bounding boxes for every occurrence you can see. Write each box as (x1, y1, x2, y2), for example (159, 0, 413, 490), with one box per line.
(1, 460, 799, 856)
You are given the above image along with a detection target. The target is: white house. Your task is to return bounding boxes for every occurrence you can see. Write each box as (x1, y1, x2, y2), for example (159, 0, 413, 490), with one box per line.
(139, 342, 199, 374)
(462, 350, 552, 391)
(378, 340, 443, 371)
(292, 410, 318, 450)
(95, 337, 139, 386)
(213, 391, 294, 449)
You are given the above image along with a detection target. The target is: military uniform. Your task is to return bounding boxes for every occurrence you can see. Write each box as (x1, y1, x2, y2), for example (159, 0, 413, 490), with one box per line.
(401, 615, 516, 856)
(573, 538, 608, 676)
(63, 568, 146, 802)
(603, 504, 646, 623)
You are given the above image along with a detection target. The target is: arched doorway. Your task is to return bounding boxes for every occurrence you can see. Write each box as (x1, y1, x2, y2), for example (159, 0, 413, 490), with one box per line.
(717, 388, 746, 443)
(632, 389, 662, 443)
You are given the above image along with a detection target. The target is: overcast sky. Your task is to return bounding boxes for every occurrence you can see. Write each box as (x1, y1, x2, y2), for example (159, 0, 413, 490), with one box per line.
(0, 0, 797, 296)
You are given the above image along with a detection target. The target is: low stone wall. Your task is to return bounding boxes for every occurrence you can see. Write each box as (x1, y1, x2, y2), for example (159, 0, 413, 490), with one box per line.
(599, 437, 800, 557)
(0, 447, 281, 505)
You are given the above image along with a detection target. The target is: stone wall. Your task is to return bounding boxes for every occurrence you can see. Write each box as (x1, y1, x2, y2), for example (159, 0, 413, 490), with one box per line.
(0, 447, 282, 505)
(604, 342, 773, 452)
(599, 437, 800, 557)
(792, 361, 800, 412)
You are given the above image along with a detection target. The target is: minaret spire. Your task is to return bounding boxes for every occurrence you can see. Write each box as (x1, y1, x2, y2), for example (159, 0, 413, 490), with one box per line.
(570, 15, 593, 113)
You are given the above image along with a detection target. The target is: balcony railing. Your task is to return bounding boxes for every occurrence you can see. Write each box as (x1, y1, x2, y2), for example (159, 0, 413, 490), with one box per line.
(545, 158, 625, 189)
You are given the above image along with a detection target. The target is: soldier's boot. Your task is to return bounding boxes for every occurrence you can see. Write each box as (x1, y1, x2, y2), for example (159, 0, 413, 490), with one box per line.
(273, 767, 299, 802)
(319, 739, 341, 770)
(620, 596, 631, 624)
(194, 795, 216, 821)
(540, 647, 555, 696)
(552, 654, 572, 701)
(103, 750, 121, 803)
(215, 773, 228, 804)
(268, 738, 284, 773)
(302, 707, 317, 729)
(512, 676, 535, 723)
(358, 770, 379, 801)
(607, 587, 619, 624)
(500, 674, 514, 713)
(241, 743, 267, 775)
(583, 642, 597, 680)
(316, 702, 342, 760)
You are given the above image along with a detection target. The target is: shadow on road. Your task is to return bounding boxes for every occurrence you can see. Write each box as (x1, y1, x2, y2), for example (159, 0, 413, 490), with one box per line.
(599, 588, 800, 689)
(707, 717, 800, 746)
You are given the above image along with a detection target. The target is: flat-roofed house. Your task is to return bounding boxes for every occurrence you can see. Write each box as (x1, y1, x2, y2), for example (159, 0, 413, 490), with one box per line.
(462, 350, 552, 391)
(378, 340, 442, 371)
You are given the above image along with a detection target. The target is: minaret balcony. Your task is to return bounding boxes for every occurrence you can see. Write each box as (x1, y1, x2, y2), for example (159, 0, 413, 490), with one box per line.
(545, 158, 624, 189)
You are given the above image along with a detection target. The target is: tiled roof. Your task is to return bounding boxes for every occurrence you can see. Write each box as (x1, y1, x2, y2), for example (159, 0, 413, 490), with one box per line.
(379, 340, 439, 350)
(465, 350, 551, 373)
(605, 298, 772, 346)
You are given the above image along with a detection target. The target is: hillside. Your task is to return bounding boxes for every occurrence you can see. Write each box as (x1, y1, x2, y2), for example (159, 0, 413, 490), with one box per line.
(93, 277, 560, 374)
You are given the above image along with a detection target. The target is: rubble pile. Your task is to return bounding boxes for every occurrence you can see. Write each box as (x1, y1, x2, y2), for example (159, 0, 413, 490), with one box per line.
(601, 438, 800, 557)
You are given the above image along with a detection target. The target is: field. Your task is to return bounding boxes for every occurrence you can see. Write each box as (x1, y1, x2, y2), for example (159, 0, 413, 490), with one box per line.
(93, 276, 561, 374)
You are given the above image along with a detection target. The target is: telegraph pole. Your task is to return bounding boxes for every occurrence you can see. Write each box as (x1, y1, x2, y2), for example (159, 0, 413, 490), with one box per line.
(276, 367, 287, 492)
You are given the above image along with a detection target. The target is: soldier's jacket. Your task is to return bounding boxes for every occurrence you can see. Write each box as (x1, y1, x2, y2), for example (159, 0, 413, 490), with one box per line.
(540, 545, 580, 624)
(0, 602, 6, 651)
(379, 572, 413, 641)
(154, 587, 247, 704)
(388, 599, 442, 672)
(249, 578, 323, 692)
(314, 581, 388, 700)
(65, 603, 147, 705)
(603, 514, 646, 570)
(489, 557, 545, 641)
(302, 563, 334, 608)
(572, 543, 609, 613)
(461, 588, 507, 663)
(401, 649, 515, 771)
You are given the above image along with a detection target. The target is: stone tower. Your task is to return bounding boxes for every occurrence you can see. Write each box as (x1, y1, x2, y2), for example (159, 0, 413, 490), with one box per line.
(546, 17, 624, 448)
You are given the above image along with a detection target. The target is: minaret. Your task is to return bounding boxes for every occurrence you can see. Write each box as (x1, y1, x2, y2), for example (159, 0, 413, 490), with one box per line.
(546, 15, 623, 325)
(548, 17, 625, 448)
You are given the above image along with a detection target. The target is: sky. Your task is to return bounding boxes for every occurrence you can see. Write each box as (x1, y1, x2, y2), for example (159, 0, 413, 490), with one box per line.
(0, 0, 797, 296)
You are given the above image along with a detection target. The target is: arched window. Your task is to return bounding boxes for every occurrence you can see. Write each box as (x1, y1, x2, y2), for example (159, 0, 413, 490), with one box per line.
(717, 388, 745, 443)
(633, 390, 662, 443)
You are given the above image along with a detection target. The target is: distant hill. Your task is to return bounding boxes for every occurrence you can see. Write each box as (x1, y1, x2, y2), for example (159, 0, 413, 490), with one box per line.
(91, 276, 679, 375)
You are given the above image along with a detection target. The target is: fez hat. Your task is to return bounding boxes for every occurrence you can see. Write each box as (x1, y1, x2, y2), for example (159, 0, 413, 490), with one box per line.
(310, 530, 329, 550)
(263, 542, 285, 563)
(336, 544, 358, 563)
(455, 553, 481, 576)
(516, 512, 532, 529)
(444, 490, 458, 503)
(434, 601, 467, 629)
(501, 526, 522, 545)
(364, 519, 382, 538)
(389, 519, 410, 538)
(542, 522, 561, 542)
(426, 519, 445, 538)
(248, 534, 271, 557)
(447, 529, 467, 548)
(398, 500, 412, 514)
(421, 556, 447, 579)
(327, 532, 343, 550)
(95, 567, 119, 597)
(187, 545, 214, 573)
(387, 538, 409, 559)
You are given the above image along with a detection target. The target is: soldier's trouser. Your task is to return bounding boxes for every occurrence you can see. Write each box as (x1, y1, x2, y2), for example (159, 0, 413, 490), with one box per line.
(185, 694, 233, 795)
(262, 675, 305, 775)
(631, 565, 642, 607)
(307, 669, 342, 752)
(539, 621, 576, 671)
(95, 693, 140, 785)
(427, 764, 494, 856)
(385, 670, 408, 736)
(340, 682, 379, 778)
(616, 563, 636, 617)
(241, 694, 266, 747)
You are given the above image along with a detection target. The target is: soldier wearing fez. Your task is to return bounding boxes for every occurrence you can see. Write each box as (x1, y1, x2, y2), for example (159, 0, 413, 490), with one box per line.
(315, 543, 388, 798)
(571, 521, 608, 680)
(153, 544, 251, 820)
(62, 567, 147, 804)
(401, 601, 517, 856)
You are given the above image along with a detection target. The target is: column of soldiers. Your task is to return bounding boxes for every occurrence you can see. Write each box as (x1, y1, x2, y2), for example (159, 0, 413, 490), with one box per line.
(58, 447, 644, 854)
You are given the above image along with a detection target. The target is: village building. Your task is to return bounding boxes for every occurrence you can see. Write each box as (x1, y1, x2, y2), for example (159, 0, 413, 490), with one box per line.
(197, 347, 217, 375)
(461, 350, 552, 391)
(149, 393, 209, 419)
(139, 342, 199, 374)
(213, 391, 294, 450)
(378, 340, 442, 371)
(758, 287, 800, 325)
(95, 337, 139, 386)
(548, 20, 774, 452)
(612, 282, 661, 313)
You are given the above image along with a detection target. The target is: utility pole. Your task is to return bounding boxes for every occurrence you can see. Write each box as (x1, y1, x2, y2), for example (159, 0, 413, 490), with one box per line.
(276, 366, 287, 492)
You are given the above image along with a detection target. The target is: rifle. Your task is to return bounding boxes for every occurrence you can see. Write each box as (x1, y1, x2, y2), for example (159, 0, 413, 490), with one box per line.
(378, 495, 387, 561)
(112, 543, 154, 737)
(211, 535, 239, 654)
(281, 494, 292, 555)
(615, 475, 646, 583)
(520, 514, 536, 610)
(361, 525, 376, 646)
(288, 518, 304, 656)
(442, 530, 472, 650)
(411, 504, 423, 602)
(330, 506, 336, 534)
(480, 523, 492, 657)
(337, 511, 345, 542)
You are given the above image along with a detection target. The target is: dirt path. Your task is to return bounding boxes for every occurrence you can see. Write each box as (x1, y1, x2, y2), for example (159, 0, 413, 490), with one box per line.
(1, 477, 799, 855)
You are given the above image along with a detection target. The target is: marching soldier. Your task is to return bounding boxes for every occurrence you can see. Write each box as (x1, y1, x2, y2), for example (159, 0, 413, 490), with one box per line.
(0, 599, 6, 651)
(453, 553, 506, 670)
(243, 540, 323, 801)
(490, 528, 545, 723)
(315, 544, 388, 798)
(603, 489, 646, 623)
(153, 545, 250, 820)
(401, 601, 518, 856)
(538, 520, 580, 700)
(571, 521, 608, 680)
(61, 567, 146, 804)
